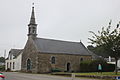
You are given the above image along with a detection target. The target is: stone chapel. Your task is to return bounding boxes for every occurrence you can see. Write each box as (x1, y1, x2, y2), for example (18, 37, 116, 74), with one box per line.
(21, 5, 93, 73)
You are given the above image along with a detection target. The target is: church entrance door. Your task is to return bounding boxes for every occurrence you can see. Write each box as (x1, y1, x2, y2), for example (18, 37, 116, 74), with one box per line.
(67, 63, 70, 72)
(27, 59, 31, 70)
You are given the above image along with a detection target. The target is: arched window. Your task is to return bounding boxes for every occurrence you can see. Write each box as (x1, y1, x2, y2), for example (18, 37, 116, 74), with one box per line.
(80, 58, 83, 61)
(51, 56, 56, 64)
(32, 27, 36, 33)
(29, 27, 31, 33)
(33, 30, 35, 33)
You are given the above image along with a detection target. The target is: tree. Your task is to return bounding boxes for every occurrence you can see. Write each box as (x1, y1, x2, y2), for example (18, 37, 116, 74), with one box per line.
(0, 57, 5, 63)
(87, 45, 109, 57)
(88, 20, 120, 74)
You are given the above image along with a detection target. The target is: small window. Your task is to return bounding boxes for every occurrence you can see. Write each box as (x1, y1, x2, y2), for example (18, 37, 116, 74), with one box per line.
(13, 62, 15, 69)
(80, 58, 83, 61)
(29, 27, 31, 33)
(33, 30, 35, 33)
(51, 56, 56, 64)
(10, 62, 11, 69)
(33, 27, 36, 29)
(7, 62, 9, 69)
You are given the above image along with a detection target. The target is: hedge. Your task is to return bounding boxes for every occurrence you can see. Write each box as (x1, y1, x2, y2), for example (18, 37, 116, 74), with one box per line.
(0, 65, 5, 71)
(51, 68, 62, 72)
(80, 59, 115, 72)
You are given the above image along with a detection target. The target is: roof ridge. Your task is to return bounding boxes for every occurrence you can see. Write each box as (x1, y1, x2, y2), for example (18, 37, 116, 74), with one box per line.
(35, 37, 81, 44)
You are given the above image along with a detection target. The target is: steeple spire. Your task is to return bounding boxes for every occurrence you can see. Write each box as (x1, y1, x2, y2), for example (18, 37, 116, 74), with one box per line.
(28, 3, 37, 38)
(28, 3, 36, 26)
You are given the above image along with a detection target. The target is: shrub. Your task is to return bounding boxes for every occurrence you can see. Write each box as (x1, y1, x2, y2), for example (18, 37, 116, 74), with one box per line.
(80, 59, 115, 72)
(51, 68, 62, 72)
(0, 66, 5, 71)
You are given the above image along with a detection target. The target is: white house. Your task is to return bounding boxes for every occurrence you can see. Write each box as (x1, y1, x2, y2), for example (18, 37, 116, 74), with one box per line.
(105, 56, 120, 68)
(5, 49, 23, 71)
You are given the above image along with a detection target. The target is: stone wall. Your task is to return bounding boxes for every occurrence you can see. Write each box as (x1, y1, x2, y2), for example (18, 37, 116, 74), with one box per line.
(21, 38, 38, 73)
(37, 53, 92, 73)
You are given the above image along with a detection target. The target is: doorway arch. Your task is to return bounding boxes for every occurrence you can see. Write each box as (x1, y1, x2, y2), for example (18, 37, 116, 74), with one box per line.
(27, 59, 31, 70)
(67, 62, 71, 72)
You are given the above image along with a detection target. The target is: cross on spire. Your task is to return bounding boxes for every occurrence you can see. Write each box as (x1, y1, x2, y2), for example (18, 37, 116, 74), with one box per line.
(32, 3, 34, 8)
(32, 3, 34, 6)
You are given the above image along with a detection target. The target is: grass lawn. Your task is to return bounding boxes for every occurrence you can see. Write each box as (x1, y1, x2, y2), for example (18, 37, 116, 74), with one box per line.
(75, 72, 120, 76)
(52, 72, 120, 79)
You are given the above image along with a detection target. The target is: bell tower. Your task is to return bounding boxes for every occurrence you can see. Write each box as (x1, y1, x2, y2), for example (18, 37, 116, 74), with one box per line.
(28, 3, 37, 38)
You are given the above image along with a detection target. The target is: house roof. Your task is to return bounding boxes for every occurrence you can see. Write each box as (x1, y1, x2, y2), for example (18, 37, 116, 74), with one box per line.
(33, 38, 92, 55)
(9, 49, 23, 59)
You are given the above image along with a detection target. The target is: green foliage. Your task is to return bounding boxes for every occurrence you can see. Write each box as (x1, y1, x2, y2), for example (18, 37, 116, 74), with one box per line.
(75, 72, 120, 76)
(80, 60, 115, 72)
(0, 65, 5, 71)
(51, 68, 62, 72)
(88, 21, 120, 74)
(88, 21, 120, 58)
(0, 57, 5, 63)
(87, 45, 109, 57)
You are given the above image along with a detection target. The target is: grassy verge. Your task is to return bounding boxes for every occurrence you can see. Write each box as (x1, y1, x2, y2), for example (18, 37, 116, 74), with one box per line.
(75, 72, 120, 76)
(51, 72, 118, 79)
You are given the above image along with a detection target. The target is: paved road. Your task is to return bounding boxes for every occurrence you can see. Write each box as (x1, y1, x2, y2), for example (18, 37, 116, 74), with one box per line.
(3, 72, 99, 80)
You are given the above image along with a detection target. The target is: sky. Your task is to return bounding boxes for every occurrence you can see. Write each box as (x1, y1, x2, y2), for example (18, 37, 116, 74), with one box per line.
(0, 0, 120, 57)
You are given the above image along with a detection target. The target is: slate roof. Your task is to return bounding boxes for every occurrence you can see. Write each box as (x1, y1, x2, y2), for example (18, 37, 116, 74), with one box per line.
(33, 38, 92, 55)
(9, 49, 23, 59)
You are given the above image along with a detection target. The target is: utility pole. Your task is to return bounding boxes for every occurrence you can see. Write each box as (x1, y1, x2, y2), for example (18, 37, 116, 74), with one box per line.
(4, 50, 6, 59)
(4, 50, 6, 65)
